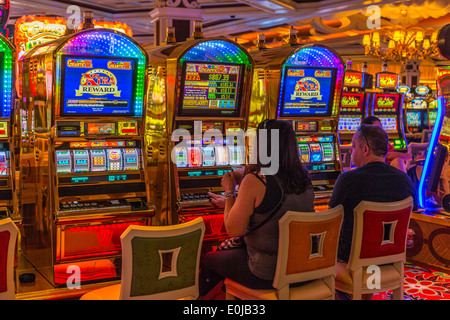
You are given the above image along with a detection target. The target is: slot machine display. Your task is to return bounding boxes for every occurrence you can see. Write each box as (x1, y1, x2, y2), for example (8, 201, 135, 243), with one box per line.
(0, 34, 16, 222)
(370, 67, 407, 149)
(404, 85, 433, 134)
(18, 29, 153, 287)
(145, 37, 254, 253)
(249, 44, 345, 209)
(428, 98, 438, 128)
(338, 61, 373, 145)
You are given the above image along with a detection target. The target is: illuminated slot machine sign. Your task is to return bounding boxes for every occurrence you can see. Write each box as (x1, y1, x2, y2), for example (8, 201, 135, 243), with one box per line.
(338, 92, 366, 135)
(279, 66, 337, 117)
(60, 56, 138, 116)
(377, 72, 400, 91)
(179, 61, 244, 117)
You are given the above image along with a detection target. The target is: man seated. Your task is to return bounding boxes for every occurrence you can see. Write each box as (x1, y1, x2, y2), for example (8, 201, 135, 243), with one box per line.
(329, 124, 418, 264)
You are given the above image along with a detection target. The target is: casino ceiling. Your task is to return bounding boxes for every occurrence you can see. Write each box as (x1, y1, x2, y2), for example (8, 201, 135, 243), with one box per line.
(9, 0, 450, 61)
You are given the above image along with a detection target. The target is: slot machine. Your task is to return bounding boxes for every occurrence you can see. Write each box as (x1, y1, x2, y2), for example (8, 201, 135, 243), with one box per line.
(0, 34, 16, 222)
(249, 44, 345, 210)
(18, 29, 153, 287)
(338, 61, 372, 145)
(370, 68, 407, 150)
(404, 85, 432, 134)
(407, 24, 450, 275)
(428, 98, 438, 128)
(145, 37, 254, 253)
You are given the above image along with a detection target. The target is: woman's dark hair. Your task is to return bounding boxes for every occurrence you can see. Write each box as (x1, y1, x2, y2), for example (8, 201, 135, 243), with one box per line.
(247, 119, 312, 194)
(362, 116, 381, 125)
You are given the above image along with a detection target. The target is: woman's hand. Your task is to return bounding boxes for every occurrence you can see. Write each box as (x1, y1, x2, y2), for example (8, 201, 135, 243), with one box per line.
(221, 170, 236, 192)
(208, 192, 226, 208)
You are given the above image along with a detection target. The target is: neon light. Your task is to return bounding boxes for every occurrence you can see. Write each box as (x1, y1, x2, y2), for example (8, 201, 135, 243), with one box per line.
(54, 30, 147, 117)
(418, 95, 445, 209)
(180, 40, 252, 66)
(0, 34, 13, 118)
(278, 45, 344, 118)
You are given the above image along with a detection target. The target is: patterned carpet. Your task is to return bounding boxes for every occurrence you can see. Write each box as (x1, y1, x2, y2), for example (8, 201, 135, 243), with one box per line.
(370, 263, 450, 300)
(208, 263, 450, 300)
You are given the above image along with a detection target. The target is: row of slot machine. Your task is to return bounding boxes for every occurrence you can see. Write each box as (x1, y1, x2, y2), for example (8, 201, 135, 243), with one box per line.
(338, 61, 438, 148)
(402, 85, 437, 134)
(338, 62, 407, 149)
(4, 24, 348, 290)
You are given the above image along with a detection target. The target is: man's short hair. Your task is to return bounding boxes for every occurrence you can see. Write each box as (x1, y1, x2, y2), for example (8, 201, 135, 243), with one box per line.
(362, 116, 380, 125)
(356, 124, 389, 157)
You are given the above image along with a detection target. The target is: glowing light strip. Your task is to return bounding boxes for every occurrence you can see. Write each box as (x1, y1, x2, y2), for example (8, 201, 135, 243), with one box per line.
(417, 95, 445, 209)
(0, 36, 13, 118)
(54, 30, 147, 117)
(180, 40, 251, 66)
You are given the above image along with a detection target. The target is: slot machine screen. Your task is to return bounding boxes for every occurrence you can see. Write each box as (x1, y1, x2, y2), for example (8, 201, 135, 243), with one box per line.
(378, 116, 398, 134)
(280, 66, 337, 117)
(60, 55, 138, 116)
(178, 61, 245, 117)
(406, 111, 421, 127)
(338, 116, 362, 134)
(340, 92, 365, 113)
(373, 93, 400, 114)
(410, 98, 427, 109)
(429, 111, 437, 126)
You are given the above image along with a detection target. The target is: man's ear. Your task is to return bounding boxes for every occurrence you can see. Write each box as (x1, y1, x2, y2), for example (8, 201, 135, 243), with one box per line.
(364, 144, 370, 155)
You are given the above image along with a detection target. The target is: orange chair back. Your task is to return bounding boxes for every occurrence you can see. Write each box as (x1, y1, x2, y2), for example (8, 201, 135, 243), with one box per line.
(274, 206, 344, 290)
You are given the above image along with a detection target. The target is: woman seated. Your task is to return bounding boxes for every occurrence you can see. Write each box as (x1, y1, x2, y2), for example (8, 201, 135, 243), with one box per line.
(198, 119, 315, 299)
(362, 116, 412, 172)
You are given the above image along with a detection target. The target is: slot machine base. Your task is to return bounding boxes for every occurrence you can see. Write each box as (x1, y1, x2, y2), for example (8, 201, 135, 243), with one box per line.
(407, 211, 450, 275)
(15, 252, 121, 300)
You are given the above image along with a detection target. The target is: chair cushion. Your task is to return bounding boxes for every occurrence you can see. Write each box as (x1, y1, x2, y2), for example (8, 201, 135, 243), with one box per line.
(335, 262, 401, 293)
(80, 284, 121, 300)
(224, 278, 333, 300)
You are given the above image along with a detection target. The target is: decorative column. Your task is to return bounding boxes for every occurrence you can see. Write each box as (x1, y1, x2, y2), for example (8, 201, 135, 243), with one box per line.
(400, 59, 421, 89)
(150, 0, 204, 46)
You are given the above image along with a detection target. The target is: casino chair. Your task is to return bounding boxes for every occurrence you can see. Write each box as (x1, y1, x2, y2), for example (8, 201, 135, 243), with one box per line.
(0, 218, 19, 300)
(420, 129, 432, 144)
(404, 142, 428, 170)
(224, 206, 343, 300)
(335, 197, 413, 300)
(80, 217, 205, 300)
(339, 145, 353, 172)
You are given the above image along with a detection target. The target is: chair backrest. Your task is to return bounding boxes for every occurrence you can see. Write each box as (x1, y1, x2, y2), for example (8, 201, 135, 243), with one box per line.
(0, 218, 19, 300)
(273, 205, 343, 291)
(421, 129, 432, 143)
(405, 142, 429, 169)
(119, 217, 205, 300)
(347, 197, 413, 272)
(339, 145, 353, 171)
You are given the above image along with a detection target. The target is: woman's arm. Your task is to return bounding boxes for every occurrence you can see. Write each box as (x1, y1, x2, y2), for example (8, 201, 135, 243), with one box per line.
(221, 172, 258, 237)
